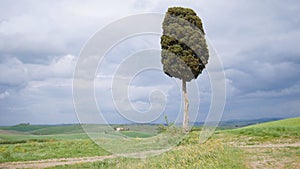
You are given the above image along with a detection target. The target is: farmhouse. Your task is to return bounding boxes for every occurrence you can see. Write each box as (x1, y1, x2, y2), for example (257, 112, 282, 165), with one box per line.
(114, 127, 129, 131)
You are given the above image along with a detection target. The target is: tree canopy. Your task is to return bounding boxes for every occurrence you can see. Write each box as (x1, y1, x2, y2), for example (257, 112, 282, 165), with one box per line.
(161, 7, 209, 82)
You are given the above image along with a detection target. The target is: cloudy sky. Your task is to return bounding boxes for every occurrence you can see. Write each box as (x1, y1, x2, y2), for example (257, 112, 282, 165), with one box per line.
(0, 0, 299, 125)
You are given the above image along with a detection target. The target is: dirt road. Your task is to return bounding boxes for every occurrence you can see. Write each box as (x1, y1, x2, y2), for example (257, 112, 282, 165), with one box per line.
(0, 149, 169, 169)
(239, 142, 300, 169)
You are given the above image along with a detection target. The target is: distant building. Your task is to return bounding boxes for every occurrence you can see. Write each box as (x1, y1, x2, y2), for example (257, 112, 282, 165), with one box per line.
(114, 127, 129, 131)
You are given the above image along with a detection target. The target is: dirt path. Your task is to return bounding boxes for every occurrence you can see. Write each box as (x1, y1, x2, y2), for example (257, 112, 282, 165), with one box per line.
(0, 149, 170, 169)
(238, 142, 300, 169)
(239, 142, 300, 148)
(1, 142, 299, 169)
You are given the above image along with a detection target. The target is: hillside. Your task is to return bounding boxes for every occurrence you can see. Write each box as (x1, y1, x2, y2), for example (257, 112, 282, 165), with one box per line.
(0, 124, 50, 132)
(0, 117, 299, 168)
(225, 117, 300, 140)
(243, 117, 300, 128)
(0, 124, 85, 135)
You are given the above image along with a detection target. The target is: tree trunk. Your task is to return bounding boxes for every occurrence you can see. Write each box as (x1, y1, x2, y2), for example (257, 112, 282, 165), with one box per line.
(182, 79, 189, 131)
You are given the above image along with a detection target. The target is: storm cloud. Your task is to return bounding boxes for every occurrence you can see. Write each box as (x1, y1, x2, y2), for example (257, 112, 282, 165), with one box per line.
(0, 0, 299, 125)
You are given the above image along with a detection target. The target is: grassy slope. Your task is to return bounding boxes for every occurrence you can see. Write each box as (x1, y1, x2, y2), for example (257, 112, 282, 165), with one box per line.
(120, 131, 154, 138)
(48, 139, 246, 169)
(225, 117, 300, 141)
(216, 117, 300, 169)
(28, 125, 85, 135)
(244, 117, 300, 128)
(0, 124, 101, 162)
(0, 139, 110, 162)
(0, 133, 90, 142)
(0, 124, 50, 132)
(0, 124, 93, 142)
(0, 124, 85, 135)
(0, 124, 158, 162)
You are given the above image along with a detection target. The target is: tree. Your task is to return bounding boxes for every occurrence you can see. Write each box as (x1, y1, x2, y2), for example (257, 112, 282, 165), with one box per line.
(160, 7, 209, 131)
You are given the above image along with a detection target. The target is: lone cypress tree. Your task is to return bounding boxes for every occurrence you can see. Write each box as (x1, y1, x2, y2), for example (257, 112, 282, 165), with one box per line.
(161, 7, 209, 130)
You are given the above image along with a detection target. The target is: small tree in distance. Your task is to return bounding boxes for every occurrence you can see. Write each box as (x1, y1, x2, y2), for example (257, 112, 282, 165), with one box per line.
(160, 7, 209, 131)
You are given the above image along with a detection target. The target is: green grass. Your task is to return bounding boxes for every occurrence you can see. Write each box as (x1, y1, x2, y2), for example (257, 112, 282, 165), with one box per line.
(0, 124, 161, 162)
(246, 117, 300, 128)
(0, 124, 174, 162)
(229, 126, 299, 138)
(28, 125, 85, 135)
(1, 117, 299, 168)
(90, 128, 186, 154)
(0, 130, 105, 162)
(0, 124, 87, 135)
(222, 117, 300, 142)
(0, 133, 90, 142)
(0, 139, 110, 162)
(47, 138, 246, 169)
(0, 124, 50, 132)
(120, 131, 155, 138)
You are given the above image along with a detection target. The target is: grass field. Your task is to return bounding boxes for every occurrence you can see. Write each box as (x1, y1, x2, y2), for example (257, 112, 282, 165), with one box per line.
(0, 139, 109, 162)
(48, 139, 245, 169)
(0, 123, 160, 162)
(0, 117, 299, 168)
(218, 117, 300, 145)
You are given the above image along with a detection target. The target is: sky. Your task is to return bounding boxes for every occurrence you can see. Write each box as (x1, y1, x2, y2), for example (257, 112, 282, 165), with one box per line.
(0, 0, 300, 125)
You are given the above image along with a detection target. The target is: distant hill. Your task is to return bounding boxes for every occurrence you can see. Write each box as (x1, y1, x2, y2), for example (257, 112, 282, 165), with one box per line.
(0, 123, 50, 132)
(193, 118, 283, 129)
(0, 117, 298, 136)
(0, 123, 158, 136)
(0, 124, 84, 135)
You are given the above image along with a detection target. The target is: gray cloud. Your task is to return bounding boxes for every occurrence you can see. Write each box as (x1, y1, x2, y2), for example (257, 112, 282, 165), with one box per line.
(0, 57, 28, 86)
(0, 55, 75, 86)
(0, 0, 299, 125)
(0, 91, 9, 99)
(0, 0, 153, 63)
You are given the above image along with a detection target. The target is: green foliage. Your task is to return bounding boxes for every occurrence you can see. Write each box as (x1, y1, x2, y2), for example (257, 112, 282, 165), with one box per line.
(164, 115, 174, 127)
(161, 7, 209, 81)
(156, 124, 166, 133)
(156, 116, 176, 133)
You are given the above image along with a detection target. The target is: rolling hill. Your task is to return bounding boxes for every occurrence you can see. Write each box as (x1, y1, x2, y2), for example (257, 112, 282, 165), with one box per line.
(226, 117, 300, 139)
